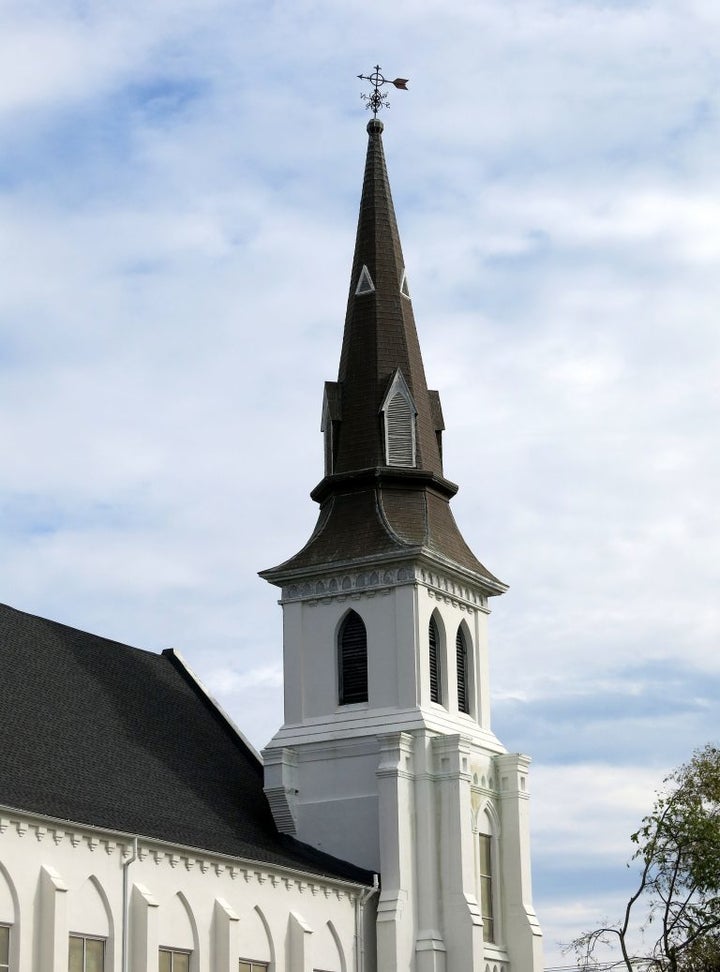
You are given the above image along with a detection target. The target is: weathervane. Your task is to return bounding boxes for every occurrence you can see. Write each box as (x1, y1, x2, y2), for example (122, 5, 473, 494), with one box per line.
(357, 65, 408, 116)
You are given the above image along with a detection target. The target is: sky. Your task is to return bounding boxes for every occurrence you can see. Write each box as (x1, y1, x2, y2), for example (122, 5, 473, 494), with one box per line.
(1, 0, 719, 966)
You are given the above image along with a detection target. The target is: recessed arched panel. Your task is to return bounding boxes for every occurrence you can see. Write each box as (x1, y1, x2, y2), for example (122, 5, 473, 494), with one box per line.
(0, 861, 18, 972)
(68, 876, 111, 938)
(158, 892, 196, 953)
(337, 610, 368, 705)
(312, 919, 346, 972)
(0, 863, 16, 925)
(237, 906, 274, 966)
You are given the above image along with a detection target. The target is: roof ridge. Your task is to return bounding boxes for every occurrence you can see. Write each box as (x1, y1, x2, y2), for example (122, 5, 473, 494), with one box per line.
(163, 648, 264, 768)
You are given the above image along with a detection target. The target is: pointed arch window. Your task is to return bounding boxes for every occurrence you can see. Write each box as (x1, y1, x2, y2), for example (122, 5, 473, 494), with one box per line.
(429, 616, 441, 704)
(456, 626, 470, 714)
(478, 834, 495, 943)
(338, 611, 368, 705)
(381, 370, 417, 468)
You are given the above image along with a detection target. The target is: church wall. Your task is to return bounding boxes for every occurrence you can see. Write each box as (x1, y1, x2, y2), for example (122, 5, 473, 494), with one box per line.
(291, 738, 381, 872)
(0, 809, 370, 972)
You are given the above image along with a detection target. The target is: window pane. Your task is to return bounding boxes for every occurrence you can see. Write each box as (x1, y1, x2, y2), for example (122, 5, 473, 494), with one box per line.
(479, 834, 492, 876)
(69, 936, 84, 972)
(480, 876, 493, 913)
(159, 950, 173, 972)
(174, 953, 189, 972)
(86, 938, 104, 972)
(239, 963, 252, 972)
(0, 926, 8, 965)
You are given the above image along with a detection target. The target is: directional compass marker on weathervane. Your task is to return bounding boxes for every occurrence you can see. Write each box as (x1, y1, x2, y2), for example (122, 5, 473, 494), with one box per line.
(357, 65, 409, 116)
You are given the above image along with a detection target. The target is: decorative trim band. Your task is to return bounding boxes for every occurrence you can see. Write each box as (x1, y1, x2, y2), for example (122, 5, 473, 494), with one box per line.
(281, 563, 488, 610)
(0, 807, 365, 896)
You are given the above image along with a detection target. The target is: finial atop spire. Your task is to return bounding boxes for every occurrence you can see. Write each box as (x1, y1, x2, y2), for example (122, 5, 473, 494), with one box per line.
(357, 65, 408, 117)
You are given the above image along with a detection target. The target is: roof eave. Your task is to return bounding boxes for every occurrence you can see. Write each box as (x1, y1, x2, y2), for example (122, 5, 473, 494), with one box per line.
(260, 545, 507, 598)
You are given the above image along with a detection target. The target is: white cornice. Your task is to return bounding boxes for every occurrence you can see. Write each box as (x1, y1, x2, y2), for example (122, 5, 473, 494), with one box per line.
(280, 560, 491, 612)
(0, 803, 371, 894)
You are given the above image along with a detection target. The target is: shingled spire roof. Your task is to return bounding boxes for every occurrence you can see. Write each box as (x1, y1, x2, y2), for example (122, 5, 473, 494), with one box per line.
(333, 117, 443, 477)
(261, 120, 504, 593)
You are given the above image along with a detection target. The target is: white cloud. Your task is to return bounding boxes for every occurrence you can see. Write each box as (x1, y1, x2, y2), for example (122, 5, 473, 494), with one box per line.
(1, 0, 719, 960)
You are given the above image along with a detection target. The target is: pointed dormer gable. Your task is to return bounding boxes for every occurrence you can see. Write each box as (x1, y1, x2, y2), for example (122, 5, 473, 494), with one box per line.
(381, 369, 417, 468)
(321, 381, 342, 475)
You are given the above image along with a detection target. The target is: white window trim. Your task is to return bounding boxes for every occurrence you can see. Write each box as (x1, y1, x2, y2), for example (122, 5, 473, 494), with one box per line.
(355, 264, 375, 295)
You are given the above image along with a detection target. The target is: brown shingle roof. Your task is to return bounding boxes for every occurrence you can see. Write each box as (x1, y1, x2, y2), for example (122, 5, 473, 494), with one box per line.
(334, 118, 443, 476)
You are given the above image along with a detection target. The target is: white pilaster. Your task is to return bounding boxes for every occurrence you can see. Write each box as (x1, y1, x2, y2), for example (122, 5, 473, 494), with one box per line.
(433, 735, 483, 970)
(375, 731, 415, 971)
(496, 753, 544, 970)
(131, 884, 159, 972)
(39, 865, 68, 972)
(288, 910, 312, 972)
(213, 898, 239, 972)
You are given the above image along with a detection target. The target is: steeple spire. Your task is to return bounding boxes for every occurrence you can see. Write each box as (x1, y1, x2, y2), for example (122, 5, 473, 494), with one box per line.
(261, 120, 504, 593)
(333, 117, 444, 479)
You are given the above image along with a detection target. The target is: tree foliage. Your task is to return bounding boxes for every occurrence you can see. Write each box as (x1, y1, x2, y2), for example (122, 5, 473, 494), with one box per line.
(568, 745, 720, 972)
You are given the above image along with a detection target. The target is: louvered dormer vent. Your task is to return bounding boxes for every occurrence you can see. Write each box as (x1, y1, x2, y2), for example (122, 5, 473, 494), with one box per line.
(381, 369, 417, 468)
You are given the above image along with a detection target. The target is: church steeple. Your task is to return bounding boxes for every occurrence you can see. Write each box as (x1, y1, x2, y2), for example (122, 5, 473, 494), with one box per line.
(261, 110, 543, 972)
(262, 120, 504, 593)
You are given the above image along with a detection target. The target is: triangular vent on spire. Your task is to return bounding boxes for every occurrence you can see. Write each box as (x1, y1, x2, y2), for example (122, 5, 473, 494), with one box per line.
(400, 268, 411, 299)
(355, 265, 375, 295)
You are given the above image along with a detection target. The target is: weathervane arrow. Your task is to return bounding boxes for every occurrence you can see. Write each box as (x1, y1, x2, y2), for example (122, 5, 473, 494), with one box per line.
(357, 65, 409, 116)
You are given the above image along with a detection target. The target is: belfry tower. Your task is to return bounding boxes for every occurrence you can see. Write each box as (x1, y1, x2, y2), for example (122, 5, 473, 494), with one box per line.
(261, 116, 543, 971)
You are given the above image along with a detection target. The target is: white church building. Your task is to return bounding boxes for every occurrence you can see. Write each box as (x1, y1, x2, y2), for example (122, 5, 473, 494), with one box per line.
(0, 115, 544, 972)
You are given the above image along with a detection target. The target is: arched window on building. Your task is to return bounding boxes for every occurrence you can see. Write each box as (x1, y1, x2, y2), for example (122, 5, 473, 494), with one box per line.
(478, 833, 495, 944)
(456, 626, 470, 714)
(429, 615, 441, 704)
(338, 611, 368, 705)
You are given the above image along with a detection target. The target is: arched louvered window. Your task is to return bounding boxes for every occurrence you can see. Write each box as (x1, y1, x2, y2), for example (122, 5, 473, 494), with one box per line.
(456, 626, 470, 714)
(429, 616, 441, 704)
(382, 370, 417, 467)
(338, 611, 368, 705)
